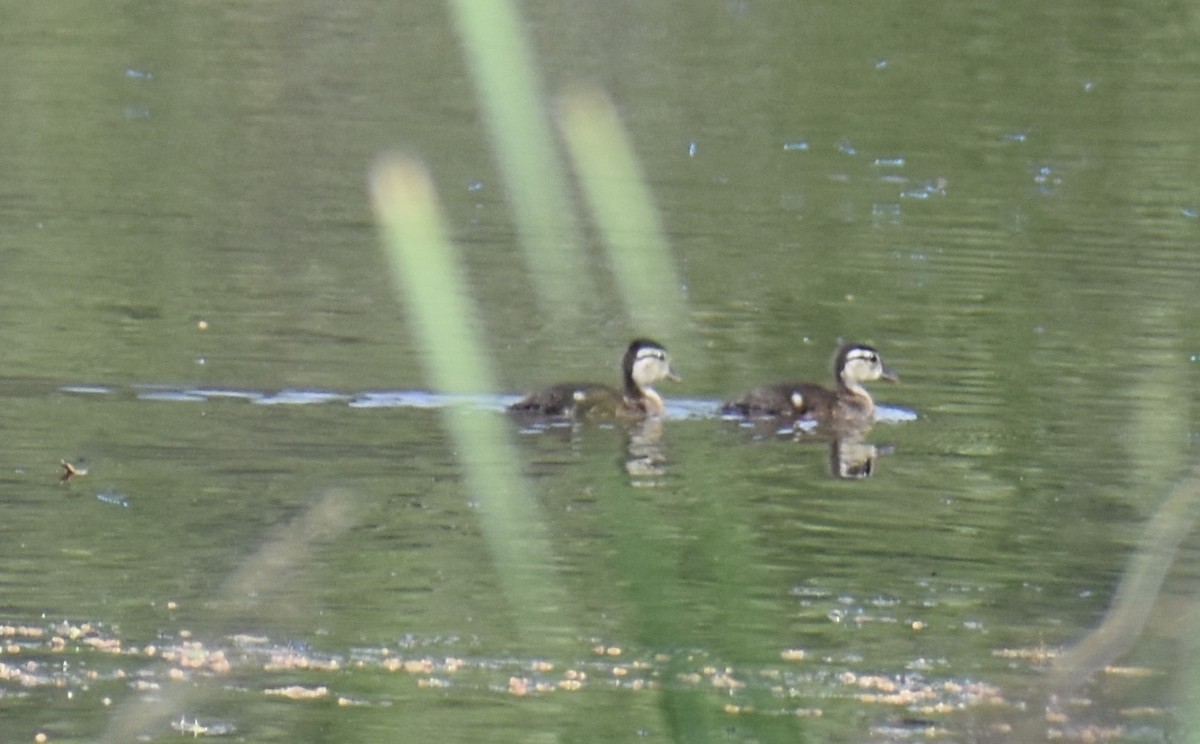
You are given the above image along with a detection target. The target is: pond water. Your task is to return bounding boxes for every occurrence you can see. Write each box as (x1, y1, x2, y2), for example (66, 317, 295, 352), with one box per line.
(2, 2, 1199, 742)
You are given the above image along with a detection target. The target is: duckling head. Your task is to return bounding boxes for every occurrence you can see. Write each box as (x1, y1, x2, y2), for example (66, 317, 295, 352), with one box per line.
(626, 338, 682, 391)
(836, 343, 899, 391)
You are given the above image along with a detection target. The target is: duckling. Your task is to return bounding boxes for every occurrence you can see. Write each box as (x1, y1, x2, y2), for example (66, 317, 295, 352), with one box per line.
(720, 343, 898, 423)
(509, 338, 681, 418)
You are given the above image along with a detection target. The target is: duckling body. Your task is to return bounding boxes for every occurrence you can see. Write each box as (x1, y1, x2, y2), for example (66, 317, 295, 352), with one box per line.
(509, 339, 680, 419)
(720, 343, 898, 424)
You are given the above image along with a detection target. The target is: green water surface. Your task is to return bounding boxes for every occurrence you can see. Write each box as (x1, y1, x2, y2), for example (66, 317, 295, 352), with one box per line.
(1, 2, 1198, 742)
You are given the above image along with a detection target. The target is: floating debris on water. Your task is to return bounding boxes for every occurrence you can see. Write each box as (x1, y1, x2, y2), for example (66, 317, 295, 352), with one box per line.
(170, 716, 237, 737)
(60, 459, 88, 483)
(0, 619, 1167, 740)
(265, 685, 329, 700)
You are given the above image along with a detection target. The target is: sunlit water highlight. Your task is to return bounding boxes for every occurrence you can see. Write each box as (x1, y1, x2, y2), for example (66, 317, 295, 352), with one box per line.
(61, 384, 919, 424)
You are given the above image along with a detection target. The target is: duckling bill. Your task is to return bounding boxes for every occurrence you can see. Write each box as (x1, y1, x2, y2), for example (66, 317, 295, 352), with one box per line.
(509, 338, 681, 418)
(721, 343, 897, 423)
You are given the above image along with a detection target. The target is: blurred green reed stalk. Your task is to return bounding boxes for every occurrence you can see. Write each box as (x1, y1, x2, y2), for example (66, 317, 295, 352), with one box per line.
(449, 1, 692, 345)
(369, 151, 738, 740)
(558, 87, 691, 341)
(377, 3, 739, 738)
(100, 490, 360, 744)
(369, 155, 567, 647)
(1188, 636, 1200, 744)
(446, 0, 594, 320)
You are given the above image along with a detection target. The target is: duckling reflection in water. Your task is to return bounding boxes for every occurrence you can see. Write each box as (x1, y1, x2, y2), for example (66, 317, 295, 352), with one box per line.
(829, 436, 895, 480)
(720, 342, 898, 426)
(509, 338, 681, 419)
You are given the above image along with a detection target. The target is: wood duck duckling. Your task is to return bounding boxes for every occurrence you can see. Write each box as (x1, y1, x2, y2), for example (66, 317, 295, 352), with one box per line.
(509, 338, 681, 418)
(720, 343, 898, 424)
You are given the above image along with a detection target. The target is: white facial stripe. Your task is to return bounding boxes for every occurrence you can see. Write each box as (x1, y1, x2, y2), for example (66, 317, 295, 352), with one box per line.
(636, 348, 666, 362)
(846, 348, 877, 364)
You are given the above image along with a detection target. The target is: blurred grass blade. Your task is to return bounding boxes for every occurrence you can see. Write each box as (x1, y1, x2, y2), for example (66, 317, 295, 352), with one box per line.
(558, 86, 690, 339)
(447, 0, 592, 321)
(1047, 463, 1200, 695)
(102, 490, 359, 744)
(370, 154, 491, 395)
(369, 154, 567, 647)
